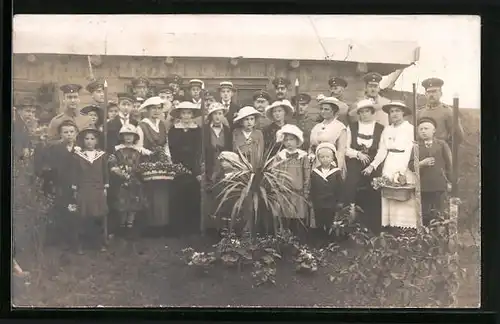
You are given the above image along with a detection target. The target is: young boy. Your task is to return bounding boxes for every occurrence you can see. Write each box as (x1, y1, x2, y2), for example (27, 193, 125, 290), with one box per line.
(274, 124, 311, 238)
(417, 117, 452, 226)
(13, 97, 37, 161)
(107, 101, 120, 121)
(310, 142, 343, 242)
(107, 93, 139, 153)
(48, 120, 79, 249)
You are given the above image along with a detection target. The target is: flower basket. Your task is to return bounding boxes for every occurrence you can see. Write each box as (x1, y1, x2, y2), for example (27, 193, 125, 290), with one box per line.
(381, 185, 415, 202)
(141, 170, 174, 181)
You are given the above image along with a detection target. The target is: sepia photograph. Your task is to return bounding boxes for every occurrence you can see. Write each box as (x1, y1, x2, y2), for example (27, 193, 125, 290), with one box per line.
(11, 14, 480, 308)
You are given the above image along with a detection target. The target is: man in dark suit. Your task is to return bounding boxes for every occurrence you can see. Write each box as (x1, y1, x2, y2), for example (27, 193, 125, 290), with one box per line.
(13, 96, 37, 161)
(106, 93, 139, 153)
(218, 81, 240, 128)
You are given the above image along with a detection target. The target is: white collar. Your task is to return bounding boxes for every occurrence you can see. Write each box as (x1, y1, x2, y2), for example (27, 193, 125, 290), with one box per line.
(74, 147, 105, 164)
(115, 144, 151, 155)
(211, 123, 224, 129)
(277, 148, 307, 160)
(222, 100, 231, 106)
(313, 166, 340, 181)
(174, 120, 198, 129)
(242, 129, 253, 139)
(142, 118, 161, 132)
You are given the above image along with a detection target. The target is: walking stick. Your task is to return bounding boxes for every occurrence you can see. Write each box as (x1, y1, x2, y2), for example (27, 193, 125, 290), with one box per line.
(412, 83, 423, 228)
(102, 80, 109, 245)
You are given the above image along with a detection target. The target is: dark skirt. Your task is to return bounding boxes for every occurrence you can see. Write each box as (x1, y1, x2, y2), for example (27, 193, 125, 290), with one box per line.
(76, 183, 108, 218)
(143, 180, 171, 227)
(114, 180, 147, 213)
(171, 174, 201, 235)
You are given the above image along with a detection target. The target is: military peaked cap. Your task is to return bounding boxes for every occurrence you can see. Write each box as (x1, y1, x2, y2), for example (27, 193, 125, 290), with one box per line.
(60, 84, 82, 94)
(421, 77, 444, 90)
(328, 77, 348, 88)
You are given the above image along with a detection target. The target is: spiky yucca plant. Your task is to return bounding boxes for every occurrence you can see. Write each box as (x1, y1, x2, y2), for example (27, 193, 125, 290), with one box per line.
(213, 145, 309, 239)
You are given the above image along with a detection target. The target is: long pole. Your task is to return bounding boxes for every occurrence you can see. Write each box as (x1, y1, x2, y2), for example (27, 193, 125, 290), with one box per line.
(103, 80, 109, 245)
(448, 94, 460, 307)
(200, 82, 207, 234)
(412, 83, 423, 228)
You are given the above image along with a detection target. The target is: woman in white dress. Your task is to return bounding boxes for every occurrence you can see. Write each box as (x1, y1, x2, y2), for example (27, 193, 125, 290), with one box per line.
(362, 101, 418, 229)
(309, 97, 347, 179)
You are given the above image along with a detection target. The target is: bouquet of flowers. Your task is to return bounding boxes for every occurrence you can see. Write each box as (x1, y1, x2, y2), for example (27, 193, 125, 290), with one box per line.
(137, 146, 191, 181)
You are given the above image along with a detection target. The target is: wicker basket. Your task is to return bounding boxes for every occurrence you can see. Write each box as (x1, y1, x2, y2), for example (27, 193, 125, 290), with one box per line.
(141, 170, 174, 181)
(381, 185, 415, 202)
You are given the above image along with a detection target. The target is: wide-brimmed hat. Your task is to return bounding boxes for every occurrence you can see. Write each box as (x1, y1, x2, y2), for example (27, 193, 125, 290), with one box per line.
(276, 124, 304, 146)
(382, 101, 412, 116)
(139, 96, 165, 112)
(218, 151, 241, 164)
(169, 101, 202, 118)
(233, 106, 262, 123)
(318, 96, 341, 112)
(349, 99, 376, 117)
(118, 124, 140, 141)
(265, 100, 295, 120)
(315, 142, 337, 156)
(76, 125, 102, 142)
(207, 102, 228, 117)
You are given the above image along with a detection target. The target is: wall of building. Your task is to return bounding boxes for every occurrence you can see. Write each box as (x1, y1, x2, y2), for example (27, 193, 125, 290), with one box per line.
(13, 54, 389, 117)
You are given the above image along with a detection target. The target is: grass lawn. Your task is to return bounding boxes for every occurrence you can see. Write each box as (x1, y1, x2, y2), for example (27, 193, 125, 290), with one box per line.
(12, 109, 480, 308)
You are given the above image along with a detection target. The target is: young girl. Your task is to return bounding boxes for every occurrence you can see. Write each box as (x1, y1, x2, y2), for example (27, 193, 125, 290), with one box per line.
(273, 124, 311, 238)
(109, 124, 151, 234)
(262, 100, 295, 156)
(71, 126, 109, 253)
(81, 105, 104, 131)
(168, 101, 203, 236)
(310, 142, 343, 241)
(232, 106, 264, 166)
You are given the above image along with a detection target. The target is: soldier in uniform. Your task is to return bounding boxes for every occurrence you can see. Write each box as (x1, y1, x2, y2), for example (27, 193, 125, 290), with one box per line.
(218, 81, 240, 127)
(47, 84, 91, 141)
(354, 72, 391, 127)
(417, 77, 464, 147)
(85, 78, 105, 105)
(166, 74, 183, 97)
(290, 93, 317, 151)
(317, 77, 350, 125)
(272, 77, 291, 101)
(131, 77, 151, 100)
(253, 90, 272, 129)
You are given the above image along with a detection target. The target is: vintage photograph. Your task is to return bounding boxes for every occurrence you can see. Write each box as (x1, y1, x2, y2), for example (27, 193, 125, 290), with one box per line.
(11, 14, 480, 308)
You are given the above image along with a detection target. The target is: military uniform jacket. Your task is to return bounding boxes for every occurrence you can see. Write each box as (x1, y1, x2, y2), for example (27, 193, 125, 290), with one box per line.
(417, 103, 464, 146)
(47, 111, 92, 141)
(290, 113, 317, 151)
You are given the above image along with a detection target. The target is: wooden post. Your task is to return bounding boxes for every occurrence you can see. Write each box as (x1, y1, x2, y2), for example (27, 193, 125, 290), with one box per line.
(102, 80, 109, 245)
(200, 84, 207, 234)
(412, 83, 423, 228)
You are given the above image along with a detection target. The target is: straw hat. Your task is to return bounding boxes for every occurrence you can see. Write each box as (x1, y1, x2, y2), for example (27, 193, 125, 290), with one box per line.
(318, 96, 341, 112)
(233, 106, 262, 123)
(348, 99, 376, 117)
(382, 101, 412, 116)
(265, 100, 295, 120)
(218, 151, 241, 164)
(276, 124, 304, 146)
(118, 124, 140, 141)
(207, 102, 229, 117)
(169, 101, 202, 118)
(139, 96, 165, 111)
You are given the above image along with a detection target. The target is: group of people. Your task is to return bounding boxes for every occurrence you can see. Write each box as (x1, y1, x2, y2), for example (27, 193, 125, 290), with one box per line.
(13, 71, 464, 260)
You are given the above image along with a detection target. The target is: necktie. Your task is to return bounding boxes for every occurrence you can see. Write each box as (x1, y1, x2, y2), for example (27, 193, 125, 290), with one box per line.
(212, 125, 222, 129)
(425, 141, 432, 148)
(286, 152, 299, 159)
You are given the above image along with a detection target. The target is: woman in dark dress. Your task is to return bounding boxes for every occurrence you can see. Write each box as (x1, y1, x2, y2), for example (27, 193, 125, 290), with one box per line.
(344, 99, 385, 234)
(262, 100, 295, 157)
(137, 97, 173, 237)
(168, 101, 203, 236)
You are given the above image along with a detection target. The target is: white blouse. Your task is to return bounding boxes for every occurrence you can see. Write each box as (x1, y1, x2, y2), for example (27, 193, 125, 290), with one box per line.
(309, 118, 346, 149)
(370, 120, 414, 177)
(346, 121, 376, 158)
